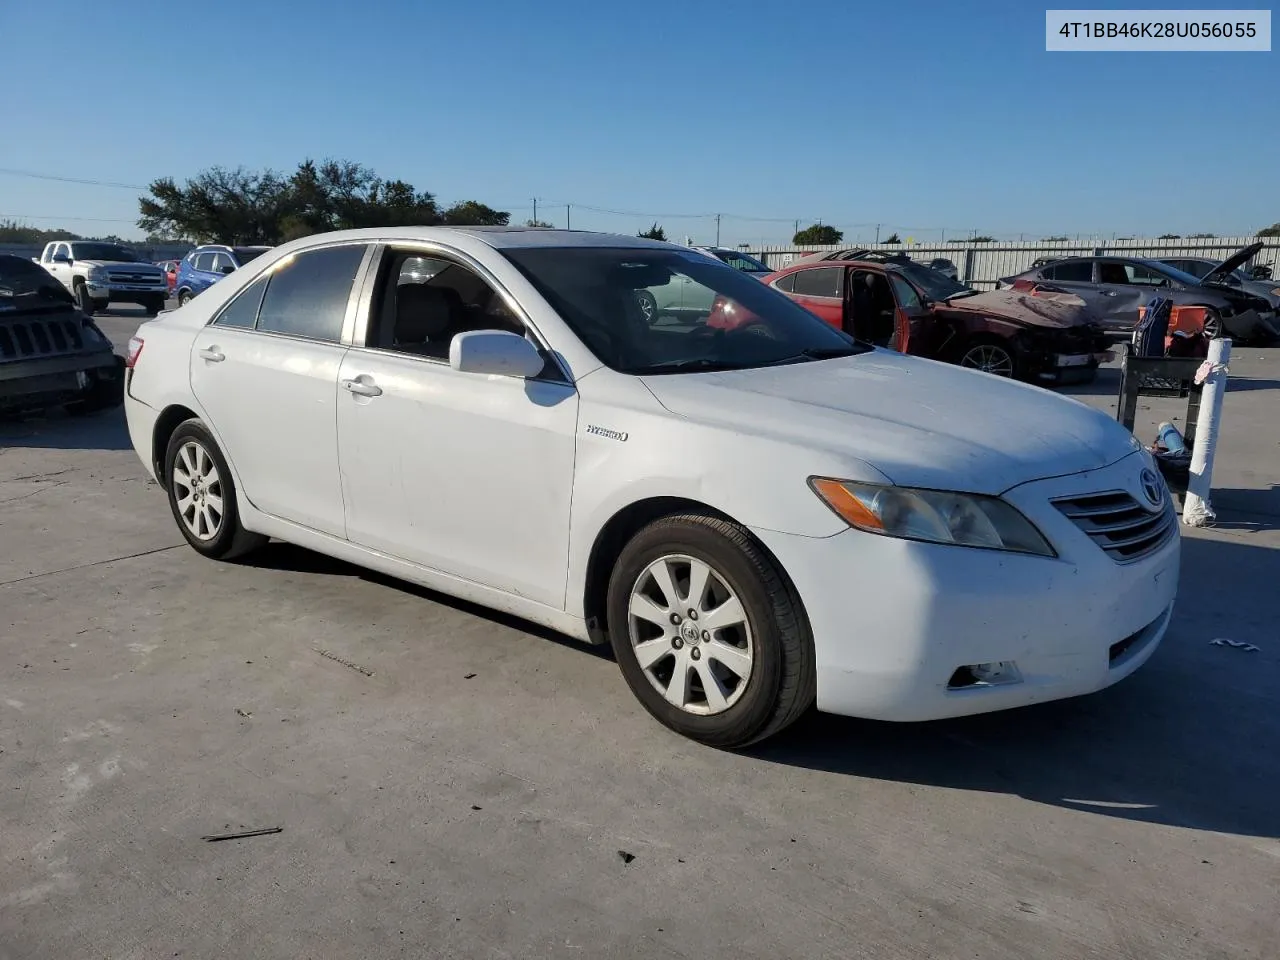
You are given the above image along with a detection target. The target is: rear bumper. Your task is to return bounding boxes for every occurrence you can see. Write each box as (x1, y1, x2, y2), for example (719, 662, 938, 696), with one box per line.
(124, 392, 160, 482)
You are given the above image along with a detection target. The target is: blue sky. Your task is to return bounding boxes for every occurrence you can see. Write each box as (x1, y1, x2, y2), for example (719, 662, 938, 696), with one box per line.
(2, 0, 1276, 245)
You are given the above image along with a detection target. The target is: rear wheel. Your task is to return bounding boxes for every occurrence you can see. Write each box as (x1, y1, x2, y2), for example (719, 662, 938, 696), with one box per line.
(958, 338, 1019, 378)
(606, 513, 814, 748)
(635, 290, 657, 323)
(164, 420, 266, 560)
(177, 289, 193, 307)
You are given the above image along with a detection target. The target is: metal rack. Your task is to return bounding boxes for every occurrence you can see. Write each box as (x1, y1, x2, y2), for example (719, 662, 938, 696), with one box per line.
(1115, 345, 1204, 500)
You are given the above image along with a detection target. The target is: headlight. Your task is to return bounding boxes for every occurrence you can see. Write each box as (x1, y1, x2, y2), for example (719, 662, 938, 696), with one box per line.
(809, 477, 1055, 557)
(86, 266, 106, 282)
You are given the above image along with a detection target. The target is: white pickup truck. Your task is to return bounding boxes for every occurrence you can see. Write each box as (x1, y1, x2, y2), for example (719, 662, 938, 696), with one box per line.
(35, 241, 169, 316)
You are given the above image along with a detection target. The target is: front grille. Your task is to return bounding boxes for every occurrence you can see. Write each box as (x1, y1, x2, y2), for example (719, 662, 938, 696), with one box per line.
(1051, 490, 1176, 563)
(106, 272, 164, 286)
(0, 317, 85, 360)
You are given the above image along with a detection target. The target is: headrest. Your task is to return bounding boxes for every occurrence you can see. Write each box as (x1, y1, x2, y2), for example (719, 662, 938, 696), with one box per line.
(395, 284, 451, 342)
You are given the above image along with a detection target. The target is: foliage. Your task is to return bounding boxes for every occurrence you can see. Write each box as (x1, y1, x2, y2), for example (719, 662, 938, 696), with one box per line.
(883, 232, 901, 244)
(1158, 233, 1182, 239)
(1256, 222, 1280, 237)
(1189, 232, 1215, 239)
(0, 219, 81, 244)
(525, 219, 554, 228)
(137, 159, 508, 244)
(638, 222, 667, 241)
(970, 235, 994, 243)
(1042, 235, 1069, 242)
(792, 223, 843, 245)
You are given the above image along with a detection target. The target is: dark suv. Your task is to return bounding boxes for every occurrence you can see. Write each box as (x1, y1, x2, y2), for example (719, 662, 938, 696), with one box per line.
(0, 255, 124, 416)
(175, 244, 272, 305)
(999, 244, 1278, 343)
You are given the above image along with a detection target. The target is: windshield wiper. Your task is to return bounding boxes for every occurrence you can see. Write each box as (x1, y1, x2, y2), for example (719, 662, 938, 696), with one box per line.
(633, 358, 752, 374)
(943, 289, 981, 300)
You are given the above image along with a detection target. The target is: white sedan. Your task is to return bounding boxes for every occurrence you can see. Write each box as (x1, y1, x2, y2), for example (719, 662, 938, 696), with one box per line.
(123, 227, 1180, 747)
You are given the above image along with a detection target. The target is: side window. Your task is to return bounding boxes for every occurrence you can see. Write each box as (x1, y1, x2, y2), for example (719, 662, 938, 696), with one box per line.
(1098, 262, 1130, 285)
(212, 252, 236, 273)
(194, 252, 216, 272)
(790, 267, 843, 298)
(369, 248, 529, 358)
(42, 244, 54, 262)
(55, 243, 72, 261)
(1126, 263, 1169, 286)
(1044, 260, 1092, 282)
(772, 273, 797, 293)
(256, 244, 367, 343)
(212, 275, 269, 329)
(888, 274, 922, 311)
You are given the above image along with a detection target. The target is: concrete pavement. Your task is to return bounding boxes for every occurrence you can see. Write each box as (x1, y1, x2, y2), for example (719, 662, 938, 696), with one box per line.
(2, 309, 1277, 959)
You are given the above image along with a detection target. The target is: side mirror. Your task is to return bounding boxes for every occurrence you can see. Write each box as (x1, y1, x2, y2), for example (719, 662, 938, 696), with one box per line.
(219, 265, 235, 275)
(449, 330, 545, 378)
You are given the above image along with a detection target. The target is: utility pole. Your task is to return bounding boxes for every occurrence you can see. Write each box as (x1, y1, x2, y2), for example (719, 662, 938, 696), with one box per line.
(875, 223, 881, 243)
(532, 197, 541, 224)
(715, 214, 721, 246)
(793, 219, 799, 238)
(566, 204, 571, 230)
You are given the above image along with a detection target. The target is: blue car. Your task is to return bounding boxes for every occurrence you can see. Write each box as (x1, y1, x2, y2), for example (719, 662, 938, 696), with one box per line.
(175, 245, 272, 305)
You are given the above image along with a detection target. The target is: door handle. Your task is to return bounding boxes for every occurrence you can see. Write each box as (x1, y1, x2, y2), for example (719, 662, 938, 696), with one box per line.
(342, 377, 382, 398)
(198, 347, 225, 362)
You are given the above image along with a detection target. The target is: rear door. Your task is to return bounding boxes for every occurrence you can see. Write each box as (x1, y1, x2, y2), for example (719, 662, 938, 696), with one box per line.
(886, 272, 936, 356)
(189, 243, 371, 537)
(192, 252, 220, 293)
(787, 266, 844, 327)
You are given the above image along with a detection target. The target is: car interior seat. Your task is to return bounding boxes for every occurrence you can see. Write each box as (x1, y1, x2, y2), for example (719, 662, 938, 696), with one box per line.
(392, 284, 456, 358)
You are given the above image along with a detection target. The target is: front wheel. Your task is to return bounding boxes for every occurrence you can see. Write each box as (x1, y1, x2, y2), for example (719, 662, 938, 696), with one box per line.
(164, 420, 267, 561)
(606, 514, 814, 748)
(75, 282, 96, 315)
(635, 289, 657, 323)
(1200, 308, 1222, 340)
(177, 289, 193, 307)
(958, 338, 1019, 378)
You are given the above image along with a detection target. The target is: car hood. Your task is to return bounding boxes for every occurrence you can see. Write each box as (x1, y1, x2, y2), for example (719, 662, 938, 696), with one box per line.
(641, 351, 1139, 495)
(1202, 242, 1264, 285)
(939, 288, 1093, 329)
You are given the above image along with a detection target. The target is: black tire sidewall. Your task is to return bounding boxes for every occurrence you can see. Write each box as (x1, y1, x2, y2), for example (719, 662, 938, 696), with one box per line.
(607, 520, 785, 745)
(164, 421, 245, 559)
(75, 283, 94, 315)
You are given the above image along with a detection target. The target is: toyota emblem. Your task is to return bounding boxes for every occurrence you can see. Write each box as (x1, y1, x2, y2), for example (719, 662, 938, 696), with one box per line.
(1140, 468, 1164, 509)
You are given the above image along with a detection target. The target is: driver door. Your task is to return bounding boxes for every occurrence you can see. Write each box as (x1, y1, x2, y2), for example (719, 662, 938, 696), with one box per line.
(886, 273, 937, 357)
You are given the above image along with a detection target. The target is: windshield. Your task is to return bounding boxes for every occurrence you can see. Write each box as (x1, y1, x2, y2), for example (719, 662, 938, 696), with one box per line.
(71, 243, 142, 262)
(712, 249, 771, 273)
(233, 247, 269, 265)
(896, 262, 971, 300)
(502, 246, 868, 374)
(0, 256, 74, 302)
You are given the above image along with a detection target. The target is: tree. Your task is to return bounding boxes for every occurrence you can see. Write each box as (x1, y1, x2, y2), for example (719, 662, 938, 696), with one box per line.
(793, 223, 842, 245)
(525, 219, 554, 228)
(136, 158, 488, 244)
(1158, 233, 1182, 239)
(638, 222, 667, 241)
(970, 235, 995, 243)
(1189, 232, 1215, 239)
(0, 219, 81, 244)
(441, 201, 510, 226)
(1042, 235, 1069, 242)
(1258, 222, 1280, 237)
(883, 232, 901, 244)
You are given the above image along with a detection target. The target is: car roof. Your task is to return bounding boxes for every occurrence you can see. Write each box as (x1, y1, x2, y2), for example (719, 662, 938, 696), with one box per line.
(268, 226, 678, 252)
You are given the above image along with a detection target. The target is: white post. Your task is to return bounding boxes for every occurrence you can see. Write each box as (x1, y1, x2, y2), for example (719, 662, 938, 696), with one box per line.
(1182, 337, 1231, 527)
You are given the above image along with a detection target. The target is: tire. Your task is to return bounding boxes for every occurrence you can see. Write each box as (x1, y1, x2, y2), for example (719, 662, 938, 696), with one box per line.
(178, 289, 193, 307)
(66, 356, 125, 417)
(75, 282, 96, 315)
(635, 289, 658, 323)
(1200, 308, 1222, 340)
(163, 419, 267, 561)
(143, 296, 165, 317)
(606, 513, 815, 748)
(957, 337, 1020, 379)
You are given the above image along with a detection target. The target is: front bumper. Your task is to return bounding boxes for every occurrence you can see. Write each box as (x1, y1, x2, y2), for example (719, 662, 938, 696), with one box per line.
(0, 349, 119, 407)
(755, 453, 1180, 722)
(86, 281, 168, 303)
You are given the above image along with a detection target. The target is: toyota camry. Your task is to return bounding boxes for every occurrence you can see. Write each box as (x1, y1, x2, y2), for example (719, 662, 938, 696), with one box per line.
(123, 227, 1180, 747)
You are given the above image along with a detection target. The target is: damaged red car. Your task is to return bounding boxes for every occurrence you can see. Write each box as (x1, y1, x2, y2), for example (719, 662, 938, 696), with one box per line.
(711, 251, 1112, 383)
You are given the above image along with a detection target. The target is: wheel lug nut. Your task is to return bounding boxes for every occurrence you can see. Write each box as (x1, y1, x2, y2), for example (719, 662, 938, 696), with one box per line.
(690, 648, 701, 661)
(688, 609, 698, 620)
(701, 630, 709, 641)
(672, 638, 683, 649)
(670, 613, 681, 625)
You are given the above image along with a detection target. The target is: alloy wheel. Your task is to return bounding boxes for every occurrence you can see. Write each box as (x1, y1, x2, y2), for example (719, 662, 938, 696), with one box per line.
(172, 440, 224, 541)
(627, 554, 754, 715)
(960, 344, 1015, 377)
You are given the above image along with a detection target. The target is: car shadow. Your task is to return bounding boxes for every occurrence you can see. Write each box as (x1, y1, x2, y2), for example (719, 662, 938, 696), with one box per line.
(743, 533, 1279, 840)
(239, 541, 614, 660)
(1226, 377, 1280, 393)
(1056, 365, 1123, 400)
(1209, 486, 1280, 530)
(0, 406, 132, 451)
